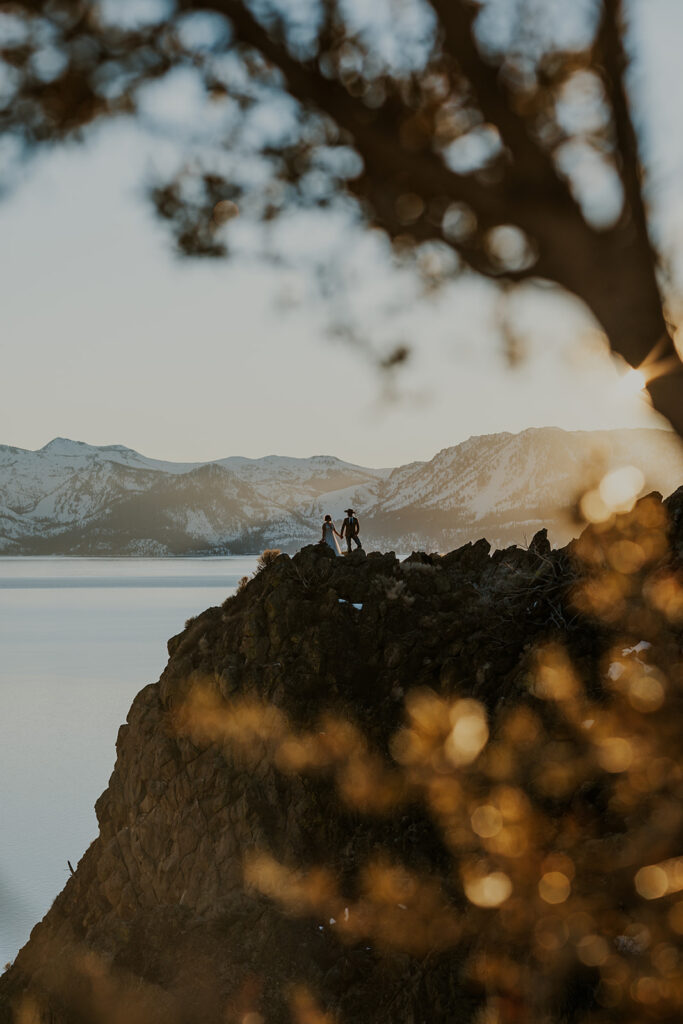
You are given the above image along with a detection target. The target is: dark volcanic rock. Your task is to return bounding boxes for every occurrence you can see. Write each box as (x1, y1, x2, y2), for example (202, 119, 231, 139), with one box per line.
(2, 496, 682, 1024)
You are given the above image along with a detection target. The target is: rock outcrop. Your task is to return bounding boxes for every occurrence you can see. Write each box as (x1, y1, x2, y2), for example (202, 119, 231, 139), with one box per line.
(1, 490, 682, 1024)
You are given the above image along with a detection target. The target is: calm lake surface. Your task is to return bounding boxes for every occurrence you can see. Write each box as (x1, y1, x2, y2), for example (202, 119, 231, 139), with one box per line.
(0, 556, 259, 966)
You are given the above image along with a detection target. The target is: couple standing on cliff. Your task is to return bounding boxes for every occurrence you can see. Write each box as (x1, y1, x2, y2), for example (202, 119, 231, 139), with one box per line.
(321, 509, 362, 556)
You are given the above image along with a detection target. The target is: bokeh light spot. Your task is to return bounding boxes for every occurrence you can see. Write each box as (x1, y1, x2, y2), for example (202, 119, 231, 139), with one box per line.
(464, 870, 512, 908)
(471, 804, 503, 838)
(617, 367, 646, 396)
(597, 736, 633, 773)
(539, 871, 571, 905)
(446, 699, 489, 766)
(635, 865, 668, 900)
(577, 933, 609, 966)
(628, 674, 665, 713)
(598, 465, 645, 513)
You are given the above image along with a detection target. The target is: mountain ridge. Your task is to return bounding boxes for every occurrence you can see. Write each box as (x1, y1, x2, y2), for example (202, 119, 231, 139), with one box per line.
(1, 427, 681, 555)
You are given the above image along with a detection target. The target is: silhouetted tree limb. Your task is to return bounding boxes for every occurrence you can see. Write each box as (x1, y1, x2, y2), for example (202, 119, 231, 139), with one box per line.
(2, 0, 681, 433)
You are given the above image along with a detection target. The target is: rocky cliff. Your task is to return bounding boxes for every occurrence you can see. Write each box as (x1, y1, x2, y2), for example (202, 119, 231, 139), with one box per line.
(1, 490, 682, 1024)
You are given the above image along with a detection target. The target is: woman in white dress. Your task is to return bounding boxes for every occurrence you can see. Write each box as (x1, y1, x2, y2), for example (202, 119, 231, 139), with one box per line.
(321, 514, 342, 555)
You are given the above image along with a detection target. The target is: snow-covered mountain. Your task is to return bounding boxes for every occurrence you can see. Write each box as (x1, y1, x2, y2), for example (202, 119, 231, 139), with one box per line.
(364, 426, 683, 550)
(0, 428, 681, 555)
(0, 439, 387, 555)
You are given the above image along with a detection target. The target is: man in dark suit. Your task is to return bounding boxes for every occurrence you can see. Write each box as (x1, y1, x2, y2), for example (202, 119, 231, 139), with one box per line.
(340, 508, 362, 553)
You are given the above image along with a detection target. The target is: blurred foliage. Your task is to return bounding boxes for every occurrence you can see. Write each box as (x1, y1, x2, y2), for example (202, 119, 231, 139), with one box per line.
(256, 548, 283, 573)
(0, 0, 681, 429)
(173, 491, 683, 1023)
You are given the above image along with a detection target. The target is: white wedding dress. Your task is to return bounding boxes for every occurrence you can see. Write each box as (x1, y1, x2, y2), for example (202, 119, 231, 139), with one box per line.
(323, 521, 341, 555)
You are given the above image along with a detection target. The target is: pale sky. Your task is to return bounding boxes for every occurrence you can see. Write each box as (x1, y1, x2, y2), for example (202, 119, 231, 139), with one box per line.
(2, 0, 681, 467)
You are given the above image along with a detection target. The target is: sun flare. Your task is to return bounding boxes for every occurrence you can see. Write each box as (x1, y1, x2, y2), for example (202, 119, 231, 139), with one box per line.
(618, 367, 647, 396)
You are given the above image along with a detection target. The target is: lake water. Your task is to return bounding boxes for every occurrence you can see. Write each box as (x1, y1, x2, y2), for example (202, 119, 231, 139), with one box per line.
(0, 556, 259, 967)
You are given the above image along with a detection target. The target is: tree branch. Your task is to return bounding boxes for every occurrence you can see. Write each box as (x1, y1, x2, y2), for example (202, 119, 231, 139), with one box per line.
(424, 0, 563, 191)
(593, 0, 682, 429)
(180, 0, 510, 223)
(179, 0, 682, 434)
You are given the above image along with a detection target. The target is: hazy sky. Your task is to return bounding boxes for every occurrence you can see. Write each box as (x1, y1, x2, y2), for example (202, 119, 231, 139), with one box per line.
(2, 0, 681, 467)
